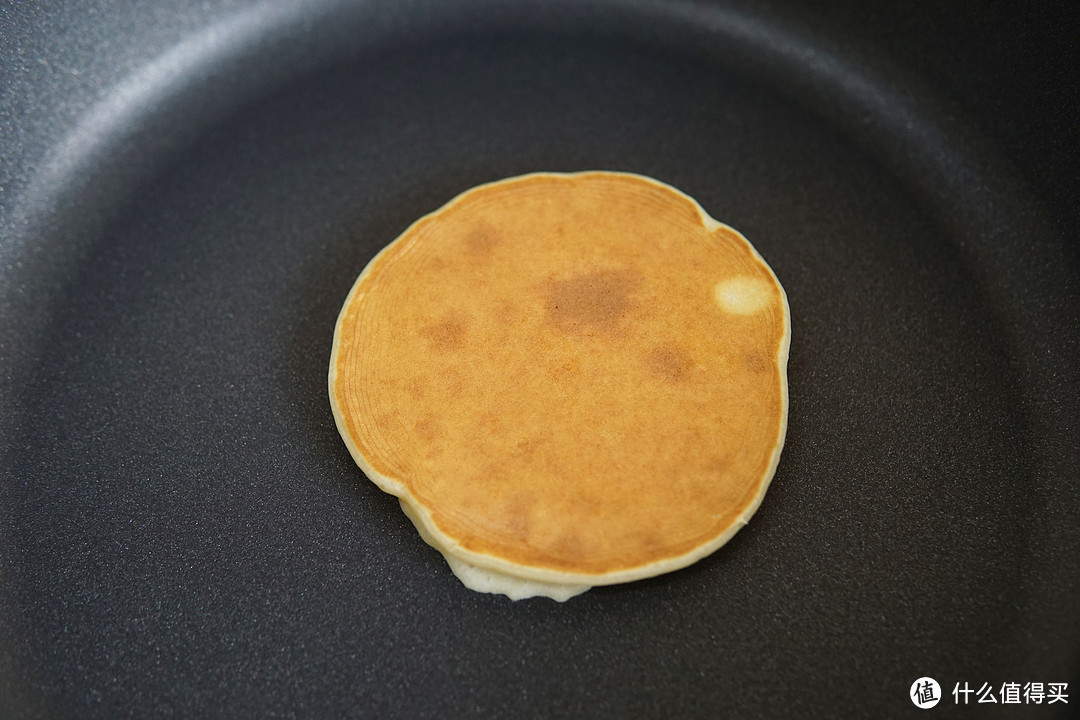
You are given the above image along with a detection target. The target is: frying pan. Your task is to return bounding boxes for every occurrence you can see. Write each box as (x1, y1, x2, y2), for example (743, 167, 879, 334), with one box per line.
(1, 0, 1077, 717)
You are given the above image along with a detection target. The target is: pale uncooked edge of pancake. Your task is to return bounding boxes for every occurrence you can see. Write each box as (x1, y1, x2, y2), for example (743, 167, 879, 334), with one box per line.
(328, 171, 791, 600)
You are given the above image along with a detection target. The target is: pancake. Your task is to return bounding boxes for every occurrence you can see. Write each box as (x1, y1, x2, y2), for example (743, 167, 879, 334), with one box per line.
(329, 171, 790, 600)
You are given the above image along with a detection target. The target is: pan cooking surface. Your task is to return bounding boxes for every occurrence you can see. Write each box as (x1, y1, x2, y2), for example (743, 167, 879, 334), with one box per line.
(1, 3, 1076, 718)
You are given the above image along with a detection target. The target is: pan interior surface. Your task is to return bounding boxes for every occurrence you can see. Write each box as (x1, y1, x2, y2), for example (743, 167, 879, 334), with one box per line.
(1, 2, 1075, 718)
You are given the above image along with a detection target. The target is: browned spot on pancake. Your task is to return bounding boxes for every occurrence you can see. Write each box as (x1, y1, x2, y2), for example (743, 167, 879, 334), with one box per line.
(414, 417, 444, 443)
(553, 530, 583, 559)
(494, 299, 520, 329)
(476, 409, 502, 436)
(375, 411, 399, 431)
(634, 531, 662, 552)
(405, 377, 426, 400)
(745, 351, 768, 374)
(464, 223, 501, 256)
(503, 492, 535, 540)
(544, 268, 637, 334)
(548, 356, 577, 381)
(438, 368, 466, 396)
(421, 310, 468, 352)
(704, 455, 730, 475)
(426, 254, 449, 271)
(647, 342, 693, 382)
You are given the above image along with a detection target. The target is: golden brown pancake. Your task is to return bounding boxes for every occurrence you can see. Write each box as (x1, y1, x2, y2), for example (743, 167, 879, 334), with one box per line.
(329, 171, 790, 600)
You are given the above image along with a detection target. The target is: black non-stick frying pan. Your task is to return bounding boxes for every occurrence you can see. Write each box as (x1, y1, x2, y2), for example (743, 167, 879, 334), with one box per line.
(2, 1, 1077, 717)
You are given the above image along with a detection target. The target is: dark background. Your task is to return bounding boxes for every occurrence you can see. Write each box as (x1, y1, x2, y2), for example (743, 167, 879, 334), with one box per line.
(1, 1, 1077, 717)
